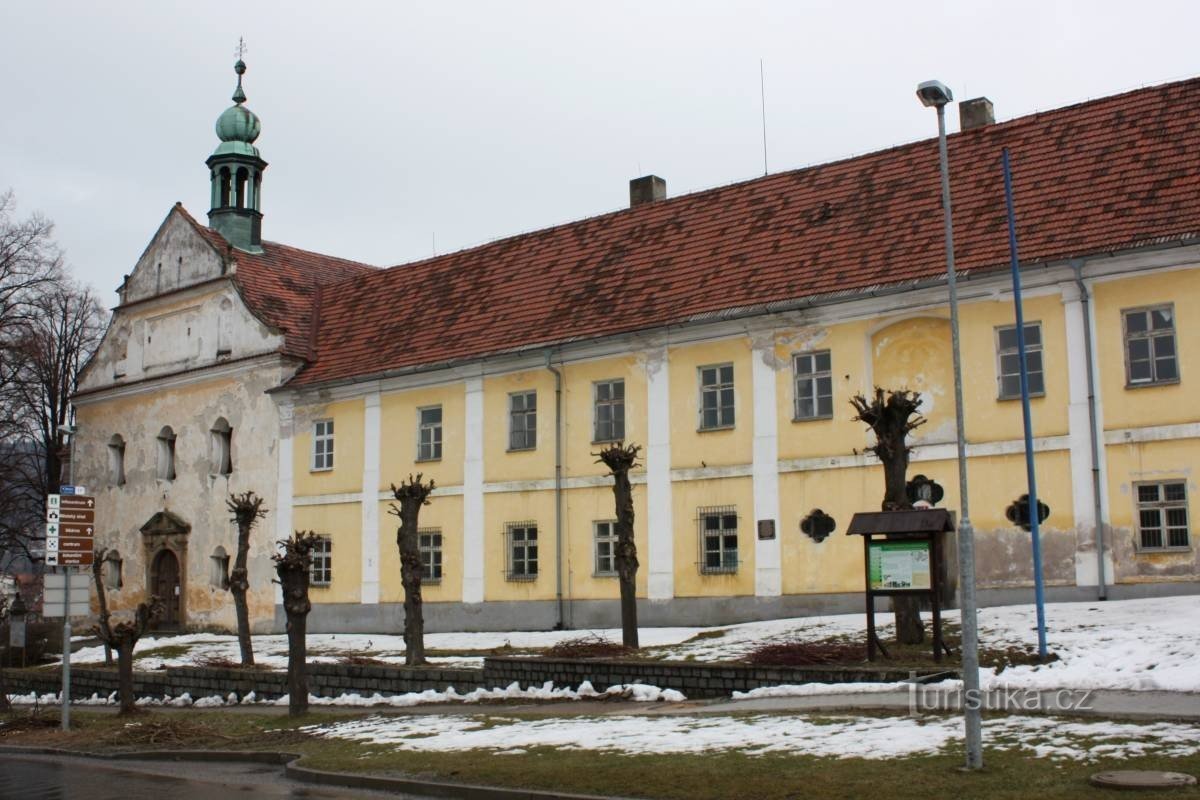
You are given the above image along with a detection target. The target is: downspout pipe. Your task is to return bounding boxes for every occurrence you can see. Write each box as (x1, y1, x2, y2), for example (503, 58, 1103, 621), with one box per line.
(1072, 260, 1107, 600)
(545, 350, 566, 629)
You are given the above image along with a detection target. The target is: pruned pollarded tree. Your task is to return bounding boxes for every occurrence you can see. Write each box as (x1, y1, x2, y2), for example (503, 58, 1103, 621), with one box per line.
(91, 547, 163, 714)
(850, 387, 927, 645)
(226, 491, 267, 666)
(273, 530, 320, 716)
(595, 442, 642, 649)
(388, 474, 436, 666)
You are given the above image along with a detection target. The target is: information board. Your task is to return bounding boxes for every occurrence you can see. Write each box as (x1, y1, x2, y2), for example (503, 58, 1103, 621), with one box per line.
(868, 539, 932, 591)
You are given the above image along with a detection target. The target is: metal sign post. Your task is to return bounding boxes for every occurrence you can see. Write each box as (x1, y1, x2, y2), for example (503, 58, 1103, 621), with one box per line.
(45, 487, 94, 731)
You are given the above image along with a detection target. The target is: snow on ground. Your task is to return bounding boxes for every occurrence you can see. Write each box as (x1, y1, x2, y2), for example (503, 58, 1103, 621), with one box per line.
(62, 596, 1200, 693)
(5, 680, 685, 709)
(304, 710, 1200, 762)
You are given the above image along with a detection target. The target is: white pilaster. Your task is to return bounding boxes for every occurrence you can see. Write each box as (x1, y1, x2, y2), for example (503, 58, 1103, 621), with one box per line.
(462, 377, 485, 603)
(751, 339, 782, 596)
(360, 392, 381, 604)
(645, 346, 674, 600)
(274, 402, 294, 606)
(1061, 280, 1112, 586)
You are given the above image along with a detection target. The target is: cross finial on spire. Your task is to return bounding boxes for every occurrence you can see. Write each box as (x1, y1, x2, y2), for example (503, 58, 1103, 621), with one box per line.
(232, 38, 248, 104)
(234, 37, 248, 61)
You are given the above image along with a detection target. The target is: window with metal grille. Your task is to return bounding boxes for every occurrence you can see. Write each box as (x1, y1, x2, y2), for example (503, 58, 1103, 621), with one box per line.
(417, 405, 443, 461)
(698, 364, 735, 430)
(419, 528, 443, 583)
(312, 419, 334, 471)
(310, 535, 332, 586)
(1124, 306, 1178, 386)
(509, 391, 537, 451)
(996, 323, 1045, 399)
(698, 506, 739, 574)
(504, 522, 538, 581)
(593, 379, 625, 442)
(794, 351, 833, 420)
(1136, 482, 1190, 550)
(594, 520, 618, 576)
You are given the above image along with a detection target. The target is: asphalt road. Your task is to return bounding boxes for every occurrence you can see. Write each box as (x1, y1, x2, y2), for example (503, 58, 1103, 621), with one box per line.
(0, 755, 435, 799)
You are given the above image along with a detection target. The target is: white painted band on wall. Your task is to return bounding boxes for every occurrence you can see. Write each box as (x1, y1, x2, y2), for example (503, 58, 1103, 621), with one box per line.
(360, 392, 381, 605)
(462, 377, 485, 604)
(274, 403, 294, 607)
(645, 346, 675, 600)
(752, 342, 782, 597)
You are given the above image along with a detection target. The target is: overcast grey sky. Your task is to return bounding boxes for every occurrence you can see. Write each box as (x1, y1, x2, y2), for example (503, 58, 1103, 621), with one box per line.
(2, 1, 1197, 306)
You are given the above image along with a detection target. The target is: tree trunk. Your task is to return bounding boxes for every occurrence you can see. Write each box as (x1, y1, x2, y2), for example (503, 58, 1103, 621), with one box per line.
(225, 493, 266, 667)
(116, 641, 136, 715)
(613, 469, 639, 649)
(274, 533, 315, 717)
(398, 504, 425, 666)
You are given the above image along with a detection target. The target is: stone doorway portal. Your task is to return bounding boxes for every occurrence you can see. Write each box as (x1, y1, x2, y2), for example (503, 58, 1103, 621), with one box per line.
(140, 510, 191, 630)
(152, 548, 182, 625)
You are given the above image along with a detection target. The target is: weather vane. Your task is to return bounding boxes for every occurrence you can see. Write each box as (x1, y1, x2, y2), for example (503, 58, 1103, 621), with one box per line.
(234, 37, 248, 60)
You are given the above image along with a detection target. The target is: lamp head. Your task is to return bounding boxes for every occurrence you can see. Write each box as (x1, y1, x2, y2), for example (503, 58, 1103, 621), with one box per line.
(916, 80, 954, 108)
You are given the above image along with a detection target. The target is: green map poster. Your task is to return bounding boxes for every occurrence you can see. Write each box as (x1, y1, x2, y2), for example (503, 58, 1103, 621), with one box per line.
(868, 540, 931, 591)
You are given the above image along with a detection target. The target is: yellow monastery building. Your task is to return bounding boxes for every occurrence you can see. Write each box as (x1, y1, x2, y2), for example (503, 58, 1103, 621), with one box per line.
(74, 62, 1200, 632)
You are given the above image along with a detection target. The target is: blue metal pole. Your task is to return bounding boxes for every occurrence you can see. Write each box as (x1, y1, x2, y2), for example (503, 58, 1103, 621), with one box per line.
(1002, 148, 1048, 659)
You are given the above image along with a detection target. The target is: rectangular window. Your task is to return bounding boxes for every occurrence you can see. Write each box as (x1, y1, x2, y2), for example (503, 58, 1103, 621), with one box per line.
(594, 520, 617, 576)
(505, 522, 538, 581)
(417, 405, 443, 461)
(509, 391, 537, 451)
(1136, 482, 1190, 550)
(418, 528, 443, 583)
(1124, 306, 1178, 386)
(794, 351, 833, 420)
(698, 364, 735, 430)
(312, 419, 334, 471)
(698, 506, 739, 574)
(310, 535, 332, 586)
(593, 379, 625, 442)
(996, 323, 1045, 399)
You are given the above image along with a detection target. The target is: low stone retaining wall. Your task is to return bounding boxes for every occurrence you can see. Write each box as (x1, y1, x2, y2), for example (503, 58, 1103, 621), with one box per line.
(484, 656, 949, 699)
(6, 657, 951, 703)
(6, 663, 484, 702)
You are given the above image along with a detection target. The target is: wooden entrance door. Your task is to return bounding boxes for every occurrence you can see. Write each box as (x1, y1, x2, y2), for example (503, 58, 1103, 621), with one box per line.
(153, 548, 181, 626)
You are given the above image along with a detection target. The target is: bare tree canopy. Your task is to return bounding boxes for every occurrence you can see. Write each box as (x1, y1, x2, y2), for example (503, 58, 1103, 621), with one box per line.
(92, 546, 164, 714)
(0, 191, 104, 573)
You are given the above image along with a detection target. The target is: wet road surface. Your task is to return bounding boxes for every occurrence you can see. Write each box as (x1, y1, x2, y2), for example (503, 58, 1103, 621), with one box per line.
(0, 755, 435, 799)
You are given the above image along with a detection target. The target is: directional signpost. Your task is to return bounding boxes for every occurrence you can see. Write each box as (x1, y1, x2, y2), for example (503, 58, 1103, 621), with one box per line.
(45, 486, 94, 731)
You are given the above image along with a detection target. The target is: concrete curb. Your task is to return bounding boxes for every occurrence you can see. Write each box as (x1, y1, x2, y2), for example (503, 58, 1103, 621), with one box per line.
(0, 745, 637, 800)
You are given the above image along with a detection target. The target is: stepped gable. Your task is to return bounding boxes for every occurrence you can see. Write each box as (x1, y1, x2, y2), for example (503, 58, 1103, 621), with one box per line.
(290, 76, 1200, 388)
(177, 206, 377, 360)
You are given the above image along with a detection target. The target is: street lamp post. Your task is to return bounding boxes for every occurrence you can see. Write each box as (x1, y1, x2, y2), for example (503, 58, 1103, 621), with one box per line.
(916, 79, 983, 770)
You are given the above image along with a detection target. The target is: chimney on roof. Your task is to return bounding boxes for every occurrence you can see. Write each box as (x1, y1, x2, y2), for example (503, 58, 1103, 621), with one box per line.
(629, 175, 667, 207)
(959, 97, 995, 131)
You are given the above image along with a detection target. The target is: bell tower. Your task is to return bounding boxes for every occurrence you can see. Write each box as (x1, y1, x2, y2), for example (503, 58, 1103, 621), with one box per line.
(207, 41, 267, 252)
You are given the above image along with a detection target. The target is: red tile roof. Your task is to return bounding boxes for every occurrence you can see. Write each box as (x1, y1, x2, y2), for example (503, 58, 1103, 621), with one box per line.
(281, 77, 1200, 388)
(177, 207, 377, 359)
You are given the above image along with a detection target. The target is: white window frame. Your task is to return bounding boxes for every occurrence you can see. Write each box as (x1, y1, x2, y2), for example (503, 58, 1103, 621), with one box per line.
(995, 322, 1045, 400)
(417, 405, 443, 462)
(508, 391, 537, 451)
(698, 506, 739, 574)
(419, 528, 443, 583)
(1123, 305, 1179, 387)
(311, 419, 334, 471)
(505, 522, 538, 581)
(793, 351, 833, 421)
(698, 363, 735, 430)
(593, 379, 625, 443)
(593, 520, 618, 577)
(1135, 481, 1191, 550)
(309, 535, 333, 586)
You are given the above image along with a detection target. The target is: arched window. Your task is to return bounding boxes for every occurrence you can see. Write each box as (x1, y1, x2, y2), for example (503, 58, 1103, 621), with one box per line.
(235, 167, 248, 209)
(210, 417, 233, 476)
(219, 167, 232, 208)
(104, 549, 123, 590)
(210, 545, 230, 589)
(156, 426, 176, 481)
(107, 434, 126, 486)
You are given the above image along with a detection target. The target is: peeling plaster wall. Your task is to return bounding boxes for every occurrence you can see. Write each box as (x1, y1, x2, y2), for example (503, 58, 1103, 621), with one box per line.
(75, 363, 288, 632)
(122, 212, 226, 304)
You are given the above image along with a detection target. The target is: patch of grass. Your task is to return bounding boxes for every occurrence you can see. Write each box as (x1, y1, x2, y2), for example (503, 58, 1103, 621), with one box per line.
(545, 634, 637, 660)
(684, 629, 729, 642)
(132, 644, 193, 662)
(2, 709, 1197, 799)
(744, 640, 867, 667)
